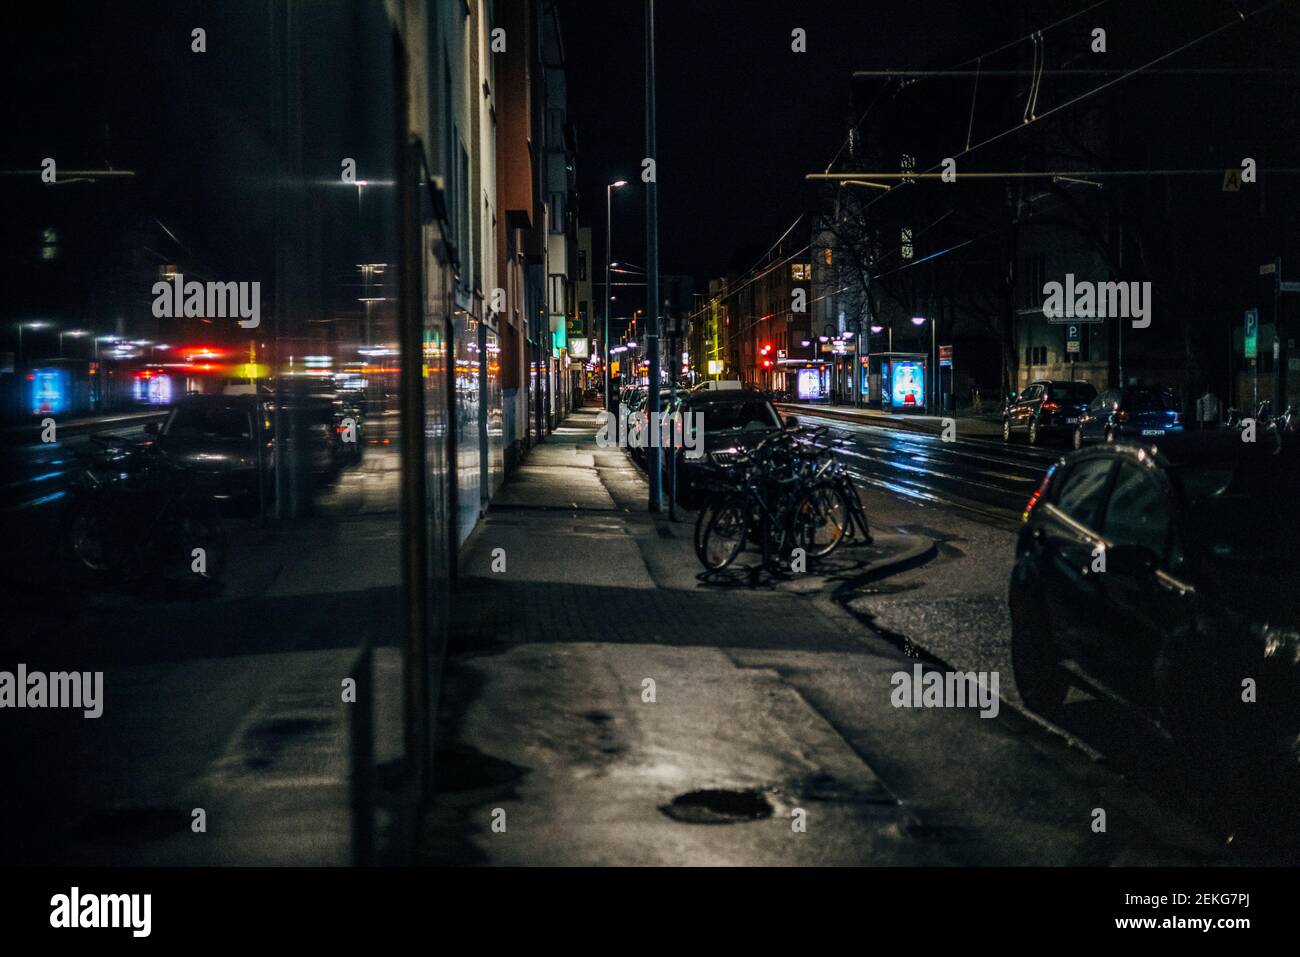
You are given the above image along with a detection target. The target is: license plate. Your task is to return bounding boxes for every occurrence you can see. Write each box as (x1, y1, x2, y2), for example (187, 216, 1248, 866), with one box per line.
(1141, 429, 1165, 436)
(1065, 417, 1078, 424)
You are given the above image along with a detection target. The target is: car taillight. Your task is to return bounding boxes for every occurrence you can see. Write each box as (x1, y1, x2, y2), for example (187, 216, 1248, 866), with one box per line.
(1023, 465, 1056, 522)
(1041, 401, 1060, 412)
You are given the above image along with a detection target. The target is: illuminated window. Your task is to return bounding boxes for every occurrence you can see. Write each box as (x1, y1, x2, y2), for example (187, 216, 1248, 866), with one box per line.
(791, 263, 811, 281)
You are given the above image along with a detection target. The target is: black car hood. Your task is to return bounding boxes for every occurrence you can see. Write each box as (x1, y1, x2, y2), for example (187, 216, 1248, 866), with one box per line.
(158, 434, 256, 470)
(701, 427, 780, 455)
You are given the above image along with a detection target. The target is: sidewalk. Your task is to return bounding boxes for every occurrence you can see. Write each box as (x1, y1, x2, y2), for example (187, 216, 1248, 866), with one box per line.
(777, 402, 1005, 439)
(420, 409, 945, 865)
(4, 456, 406, 866)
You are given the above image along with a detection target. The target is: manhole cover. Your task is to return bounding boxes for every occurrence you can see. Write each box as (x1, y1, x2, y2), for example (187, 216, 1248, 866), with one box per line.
(660, 788, 774, 824)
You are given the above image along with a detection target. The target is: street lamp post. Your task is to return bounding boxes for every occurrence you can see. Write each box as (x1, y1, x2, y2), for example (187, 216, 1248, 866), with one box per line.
(932, 319, 937, 411)
(17, 321, 49, 365)
(645, 0, 663, 513)
(604, 180, 627, 412)
(59, 329, 88, 358)
(909, 315, 934, 412)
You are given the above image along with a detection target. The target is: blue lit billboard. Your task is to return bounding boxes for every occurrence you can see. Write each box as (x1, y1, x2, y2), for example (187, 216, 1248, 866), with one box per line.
(29, 367, 70, 415)
(889, 360, 924, 411)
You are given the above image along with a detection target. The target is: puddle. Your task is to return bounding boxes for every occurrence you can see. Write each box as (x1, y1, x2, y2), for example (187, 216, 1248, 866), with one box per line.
(660, 788, 774, 824)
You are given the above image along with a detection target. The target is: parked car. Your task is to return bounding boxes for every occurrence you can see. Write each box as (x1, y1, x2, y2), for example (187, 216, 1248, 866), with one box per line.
(1072, 385, 1182, 448)
(148, 394, 265, 503)
(1010, 433, 1299, 760)
(331, 389, 366, 466)
(661, 389, 787, 507)
(629, 389, 683, 466)
(149, 392, 342, 504)
(1002, 379, 1098, 445)
(692, 379, 744, 393)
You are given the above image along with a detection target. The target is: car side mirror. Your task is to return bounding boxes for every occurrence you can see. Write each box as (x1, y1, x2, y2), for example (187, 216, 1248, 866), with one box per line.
(784, 415, 799, 430)
(144, 421, 160, 436)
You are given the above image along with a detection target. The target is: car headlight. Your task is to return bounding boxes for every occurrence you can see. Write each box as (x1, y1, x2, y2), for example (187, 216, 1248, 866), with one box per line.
(1255, 624, 1300, 665)
(709, 449, 739, 467)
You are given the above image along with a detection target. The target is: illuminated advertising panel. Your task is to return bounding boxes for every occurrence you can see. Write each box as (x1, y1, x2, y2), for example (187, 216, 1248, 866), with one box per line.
(890, 360, 924, 411)
(30, 367, 70, 415)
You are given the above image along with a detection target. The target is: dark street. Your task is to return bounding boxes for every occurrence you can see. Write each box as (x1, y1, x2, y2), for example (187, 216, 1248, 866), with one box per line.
(2, 0, 1298, 941)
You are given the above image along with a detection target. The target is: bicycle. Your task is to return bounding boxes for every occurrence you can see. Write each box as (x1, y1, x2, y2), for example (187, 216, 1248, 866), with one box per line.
(61, 433, 228, 590)
(694, 426, 871, 573)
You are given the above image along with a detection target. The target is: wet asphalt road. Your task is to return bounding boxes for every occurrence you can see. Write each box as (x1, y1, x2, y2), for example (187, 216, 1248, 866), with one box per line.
(782, 411, 1061, 531)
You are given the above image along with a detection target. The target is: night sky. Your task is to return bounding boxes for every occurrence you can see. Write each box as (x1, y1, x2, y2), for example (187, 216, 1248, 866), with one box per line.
(560, 0, 966, 283)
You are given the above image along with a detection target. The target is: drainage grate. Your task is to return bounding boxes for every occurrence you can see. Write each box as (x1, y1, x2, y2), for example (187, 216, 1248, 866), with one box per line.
(660, 788, 774, 824)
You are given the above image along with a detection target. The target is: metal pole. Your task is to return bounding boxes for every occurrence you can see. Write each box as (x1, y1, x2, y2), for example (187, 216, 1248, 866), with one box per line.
(395, 60, 432, 810)
(645, 0, 662, 512)
(931, 318, 937, 412)
(605, 185, 612, 411)
(1275, 255, 1283, 412)
(668, 312, 678, 521)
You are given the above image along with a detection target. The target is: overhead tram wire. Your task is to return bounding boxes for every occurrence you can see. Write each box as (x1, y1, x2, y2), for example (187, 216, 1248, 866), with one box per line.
(821, 0, 1114, 177)
(830, 0, 1289, 215)
(691, 2, 1124, 331)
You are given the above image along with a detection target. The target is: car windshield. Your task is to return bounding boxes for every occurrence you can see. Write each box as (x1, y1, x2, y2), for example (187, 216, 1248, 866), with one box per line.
(1125, 388, 1176, 411)
(167, 402, 251, 439)
(1048, 383, 1096, 403)
(1172, 458, 1300, 596)
(698, 399, 780, 432)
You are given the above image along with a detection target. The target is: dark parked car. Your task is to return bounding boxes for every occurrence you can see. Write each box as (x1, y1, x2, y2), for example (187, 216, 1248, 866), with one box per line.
(662, 389, 787, 507)
(629, 389, 683, 466)
(148, 394, 265, 502)
(1010, 433, 1299, 759)
(150, 392, 342, 503)
(1072, 385, 1183, 448)
(1002, 379, 1098, 446)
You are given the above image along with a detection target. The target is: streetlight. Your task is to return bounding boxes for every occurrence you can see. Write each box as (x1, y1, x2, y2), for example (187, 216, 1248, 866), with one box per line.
(604, 179, 628, 411)
(911, 316, 936, 412)
(59, 329, 89, 357)
(645, 0, 663, 513)
(17, 321, 49, 364)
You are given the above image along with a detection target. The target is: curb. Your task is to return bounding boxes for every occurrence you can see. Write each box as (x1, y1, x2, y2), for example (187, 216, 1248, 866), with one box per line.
(829, 543, 1110, 767)
(846, 532, 939, 585)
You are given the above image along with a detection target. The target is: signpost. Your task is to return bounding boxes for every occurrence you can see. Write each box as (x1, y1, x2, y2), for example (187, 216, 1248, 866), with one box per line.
(1245, 307, 1259, 409)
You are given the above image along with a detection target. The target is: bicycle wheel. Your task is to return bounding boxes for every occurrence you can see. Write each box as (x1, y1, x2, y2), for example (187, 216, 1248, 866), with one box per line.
(699, 497, 748, 571)
(67, 502, 117, 573)
(694, 496, 722, 564)
(788, 483, 852, 559)
(841, 478, 872, 543)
